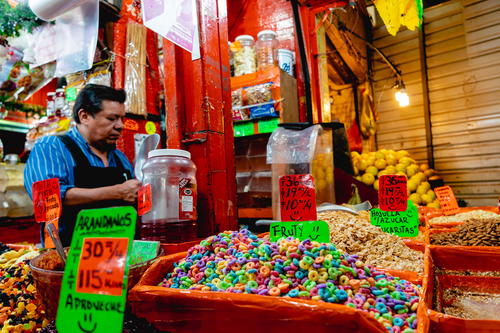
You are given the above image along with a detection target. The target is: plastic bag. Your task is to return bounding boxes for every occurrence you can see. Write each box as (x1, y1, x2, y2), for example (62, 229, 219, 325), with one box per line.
(245, 82, 273, 105)
(54, 0, 99, 76)
(266, 125, 322, 164)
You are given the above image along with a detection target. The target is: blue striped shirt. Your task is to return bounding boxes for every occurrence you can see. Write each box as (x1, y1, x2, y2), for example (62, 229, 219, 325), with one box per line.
(24, 127, 134, 199)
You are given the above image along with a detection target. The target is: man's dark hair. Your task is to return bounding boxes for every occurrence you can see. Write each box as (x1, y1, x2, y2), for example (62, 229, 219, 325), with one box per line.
(73, 84, 126, 123)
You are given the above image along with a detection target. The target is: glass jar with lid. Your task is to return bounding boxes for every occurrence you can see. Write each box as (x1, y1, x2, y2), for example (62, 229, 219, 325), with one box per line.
(140, 149, 198, 243)
(256, 30, 279, 71)
(233, 35, 256, 76)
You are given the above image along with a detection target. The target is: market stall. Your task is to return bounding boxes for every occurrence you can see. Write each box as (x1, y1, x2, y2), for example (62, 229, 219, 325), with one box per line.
(0, 0, 499, 332)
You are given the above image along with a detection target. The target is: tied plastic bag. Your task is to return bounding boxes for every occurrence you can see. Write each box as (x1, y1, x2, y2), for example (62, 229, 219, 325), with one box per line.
(266, 125, 322, 165)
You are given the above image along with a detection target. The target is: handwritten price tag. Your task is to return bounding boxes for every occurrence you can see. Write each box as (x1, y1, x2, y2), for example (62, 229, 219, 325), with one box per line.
(378, 175, 408, 211)
(435, 186, 459, 216)
(370, 200, 419, 237)
(279, 174, 317, 222)
(76, 238, 129, 296)
(137, 184, 152, 216)
(32, 178, 61, 223)
(56, 207, 136, 333)
(270, 221, 330, 243)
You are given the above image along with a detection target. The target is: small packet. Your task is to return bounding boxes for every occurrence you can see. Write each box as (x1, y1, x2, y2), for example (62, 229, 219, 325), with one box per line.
(245, 82, 273, 105)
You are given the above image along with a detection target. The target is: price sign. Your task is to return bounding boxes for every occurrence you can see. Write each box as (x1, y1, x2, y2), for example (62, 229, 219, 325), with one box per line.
(370, 200, 419, 237)
(137, 184, 152, 216)
(32, 178, 61, 223)
(378, 175, 408, 211)
(270, 221, 329, 243)
(435, 186, 459, 216)
(129, 240, 159, 266)
(56, 207, 137, 333)
(279, 174, 317, 222)
(76, 238, 129, 296)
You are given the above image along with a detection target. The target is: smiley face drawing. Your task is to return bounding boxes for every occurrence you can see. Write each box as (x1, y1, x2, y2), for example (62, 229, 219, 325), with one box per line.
(78, 313, 97, 333)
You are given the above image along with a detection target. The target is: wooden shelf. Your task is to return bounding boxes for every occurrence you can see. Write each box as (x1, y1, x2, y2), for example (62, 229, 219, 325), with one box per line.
(238, 207, 273, 219)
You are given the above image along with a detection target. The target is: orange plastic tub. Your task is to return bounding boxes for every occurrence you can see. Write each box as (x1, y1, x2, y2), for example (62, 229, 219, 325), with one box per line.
(129, 253, 394, 333)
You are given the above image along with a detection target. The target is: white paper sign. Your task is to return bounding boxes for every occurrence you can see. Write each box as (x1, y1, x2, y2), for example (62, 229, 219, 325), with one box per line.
(142, 0, 200, 60)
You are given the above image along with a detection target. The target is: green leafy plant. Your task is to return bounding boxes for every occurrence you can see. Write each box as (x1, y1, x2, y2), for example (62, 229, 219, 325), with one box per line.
(0, 1, 45, 40)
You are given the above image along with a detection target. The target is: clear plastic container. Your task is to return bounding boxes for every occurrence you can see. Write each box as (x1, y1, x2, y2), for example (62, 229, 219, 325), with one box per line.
(256, 30, 278, 71)
(234, 35, 256, 76)
(140, 149, 198, 243)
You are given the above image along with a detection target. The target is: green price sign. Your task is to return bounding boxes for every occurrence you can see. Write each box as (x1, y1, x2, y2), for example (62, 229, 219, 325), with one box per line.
(234, 122, 254, 137)
(370, 200, 419, 237)
(258, 118, 279, 134)
(56, 207, 137, 333)
(270, 221, 330, 243)
(129, 240, 159, 266)
(66, 87, 78, 102)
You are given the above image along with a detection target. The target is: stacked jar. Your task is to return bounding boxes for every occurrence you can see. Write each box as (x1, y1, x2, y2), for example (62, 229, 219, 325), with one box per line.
(256, 30, 279, 71)
(233, 35, 256, 76)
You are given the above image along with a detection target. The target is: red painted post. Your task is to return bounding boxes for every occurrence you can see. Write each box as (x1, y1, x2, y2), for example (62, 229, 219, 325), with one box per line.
(162, 0, 237, 237)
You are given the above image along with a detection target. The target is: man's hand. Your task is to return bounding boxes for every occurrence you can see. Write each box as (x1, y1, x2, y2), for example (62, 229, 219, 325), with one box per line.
(116, 179, 141, 203)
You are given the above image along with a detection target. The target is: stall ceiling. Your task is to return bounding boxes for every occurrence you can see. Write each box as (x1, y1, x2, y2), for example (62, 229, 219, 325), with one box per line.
(373, 0, 500, 206)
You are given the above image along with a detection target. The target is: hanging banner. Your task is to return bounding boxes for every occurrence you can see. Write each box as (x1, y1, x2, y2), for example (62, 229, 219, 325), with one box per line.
(142, 0, 200, 59)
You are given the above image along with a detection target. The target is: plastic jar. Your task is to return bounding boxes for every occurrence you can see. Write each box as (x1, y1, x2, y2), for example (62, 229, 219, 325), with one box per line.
(256, 30, 278, 71)
(140, 149, 197, 243)
(234, 35, 256, 76)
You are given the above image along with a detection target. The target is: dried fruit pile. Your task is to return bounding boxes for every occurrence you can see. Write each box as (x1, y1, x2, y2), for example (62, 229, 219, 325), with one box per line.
(0, 246, 48, 332)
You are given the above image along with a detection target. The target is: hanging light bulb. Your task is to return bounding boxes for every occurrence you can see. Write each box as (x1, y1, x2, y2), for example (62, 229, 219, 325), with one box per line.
(394, 79, 410, 107)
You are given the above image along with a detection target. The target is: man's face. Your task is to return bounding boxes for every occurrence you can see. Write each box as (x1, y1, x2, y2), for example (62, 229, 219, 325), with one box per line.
(80, 100, 125, 150)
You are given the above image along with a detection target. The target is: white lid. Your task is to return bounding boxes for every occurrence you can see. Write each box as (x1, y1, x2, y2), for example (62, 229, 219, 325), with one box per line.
(148, 149, 191, 159)
(257, 30, 277, 39)
(56, 88, 65, 92)
(278, 49, 293, 56)
(235, 35, 254, 42)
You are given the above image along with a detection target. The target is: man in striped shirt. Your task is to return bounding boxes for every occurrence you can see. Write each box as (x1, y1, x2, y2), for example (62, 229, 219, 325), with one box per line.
(24, 84, 140, 245)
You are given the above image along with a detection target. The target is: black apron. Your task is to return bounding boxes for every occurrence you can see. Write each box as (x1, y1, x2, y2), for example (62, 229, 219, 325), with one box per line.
(51, 135, 132, 246)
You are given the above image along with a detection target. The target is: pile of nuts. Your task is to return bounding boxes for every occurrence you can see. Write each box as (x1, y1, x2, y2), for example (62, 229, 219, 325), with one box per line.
(431, 218, 500, 246)
(318, 211, 424, 274)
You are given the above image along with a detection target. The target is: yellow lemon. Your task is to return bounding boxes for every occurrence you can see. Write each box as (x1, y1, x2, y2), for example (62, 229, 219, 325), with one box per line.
(420, 181, 431, 192)
(385, 166, 397, 174)
(427, 190, 436, 201)
(396, 150, 410, 160)
(375, 151, 385, 160)
(408, 179, 418, 192)
(366, 166, 378, 176)
(374, 159, 387, 170)
(395, 163, 406, 173)
(358, 160, 369, 172)
(409, 193, 422, 205)
(421, 194, 433, 204)
(427, 200, 440, 209)
(361, 173, 375, 186)
(424, 169, 435, 178)
(353, 166, 359, 176)
(374, 179, 379, 190)
(385, 154, 398, 166)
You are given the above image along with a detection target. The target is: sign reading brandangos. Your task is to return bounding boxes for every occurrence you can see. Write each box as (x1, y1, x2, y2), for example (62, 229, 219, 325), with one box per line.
(56, 207, 137, 333)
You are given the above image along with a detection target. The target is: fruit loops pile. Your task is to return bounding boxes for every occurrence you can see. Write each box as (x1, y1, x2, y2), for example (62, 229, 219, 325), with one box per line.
(161, 230, 420, 332)
(0, 249, 48, 332)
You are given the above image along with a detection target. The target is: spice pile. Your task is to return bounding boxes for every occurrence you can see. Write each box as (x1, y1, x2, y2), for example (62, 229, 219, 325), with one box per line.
(318, 211, 424, 273)
(431, 218, 500, 246)
(429, 210, 499, 225)
(161, 230, 420, 332)
(0, 245, 48, 332)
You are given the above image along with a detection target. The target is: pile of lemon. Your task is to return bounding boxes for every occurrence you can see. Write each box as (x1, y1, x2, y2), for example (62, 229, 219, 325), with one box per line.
(351, 149, 440, 208)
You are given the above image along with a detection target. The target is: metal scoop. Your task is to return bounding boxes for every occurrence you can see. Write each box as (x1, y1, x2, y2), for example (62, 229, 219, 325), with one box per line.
(134, 134, 160, 181)
(46, 222, 66, 266)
